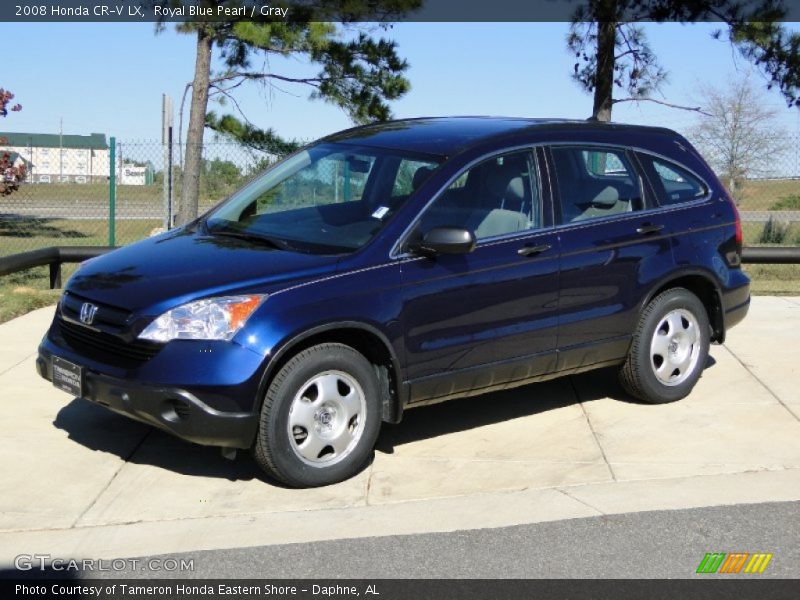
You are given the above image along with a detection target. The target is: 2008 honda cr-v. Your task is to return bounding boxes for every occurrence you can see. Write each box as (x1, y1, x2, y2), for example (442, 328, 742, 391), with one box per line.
(37, 117, 750, 487)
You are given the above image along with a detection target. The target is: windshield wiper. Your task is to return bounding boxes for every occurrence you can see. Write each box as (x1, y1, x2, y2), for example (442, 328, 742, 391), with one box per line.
(206, 227, 294, 251)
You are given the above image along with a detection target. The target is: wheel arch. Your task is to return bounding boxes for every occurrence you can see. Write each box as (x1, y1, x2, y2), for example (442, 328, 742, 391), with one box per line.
(256, 321, 406, 426)
(642, 270, 725, 343)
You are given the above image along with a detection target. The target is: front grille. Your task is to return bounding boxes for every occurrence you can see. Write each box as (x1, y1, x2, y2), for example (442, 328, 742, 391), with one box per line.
(58, 316, 161, 363)
(60, 291, 131, 333)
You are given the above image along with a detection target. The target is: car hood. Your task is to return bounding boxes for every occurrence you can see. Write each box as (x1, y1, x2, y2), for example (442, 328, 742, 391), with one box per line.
(65, 227, 342, 314)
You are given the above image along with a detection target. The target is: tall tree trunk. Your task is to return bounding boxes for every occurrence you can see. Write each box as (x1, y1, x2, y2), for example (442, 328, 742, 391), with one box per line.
(176, 27, 213, 226)
(592, 20, 617, 122)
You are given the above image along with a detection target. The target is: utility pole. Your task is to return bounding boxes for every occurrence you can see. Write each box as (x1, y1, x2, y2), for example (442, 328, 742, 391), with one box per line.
(59, 117, 63, 182)
(162, 94, 174, 229)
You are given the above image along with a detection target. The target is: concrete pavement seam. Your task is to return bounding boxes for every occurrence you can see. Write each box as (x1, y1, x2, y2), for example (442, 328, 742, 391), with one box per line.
(0, 352, 35, 378)
(569, 376, 617, 482)
(70, 429, 153, 528)
(783, 297, 800, 308)
(364, 460, 375, 506)
(4, 466, 799, 536)
(722, 343, 800, 423)
(554, 486, 606, 516)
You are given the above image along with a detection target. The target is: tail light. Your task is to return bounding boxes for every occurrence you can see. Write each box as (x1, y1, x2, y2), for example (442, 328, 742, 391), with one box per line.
(733, 202, 743, 248)
(723, 192, 743, 267)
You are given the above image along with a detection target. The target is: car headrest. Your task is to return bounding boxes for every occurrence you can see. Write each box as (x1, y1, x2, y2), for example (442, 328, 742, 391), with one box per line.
(412, 166, 435, 190)
(591, 185, 620, 208)
(486, 166, 525, 201)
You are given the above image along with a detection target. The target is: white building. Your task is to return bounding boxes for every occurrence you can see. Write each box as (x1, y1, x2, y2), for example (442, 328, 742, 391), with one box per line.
(0, 131, 109, 184)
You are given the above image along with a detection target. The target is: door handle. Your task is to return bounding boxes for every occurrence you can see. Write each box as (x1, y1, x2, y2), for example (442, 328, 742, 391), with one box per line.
(517, 243, 552, 257)
(636, 224, 664, 235)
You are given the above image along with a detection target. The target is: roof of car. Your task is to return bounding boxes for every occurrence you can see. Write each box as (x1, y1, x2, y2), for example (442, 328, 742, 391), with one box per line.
(323, 116, 679, 157)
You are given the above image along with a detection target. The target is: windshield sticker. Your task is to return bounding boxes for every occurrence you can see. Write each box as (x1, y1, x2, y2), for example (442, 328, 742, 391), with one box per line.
(371, 206, 390, 219)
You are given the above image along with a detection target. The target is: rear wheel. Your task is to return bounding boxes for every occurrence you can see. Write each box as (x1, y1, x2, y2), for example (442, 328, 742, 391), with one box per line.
(252, 343, 381, 487)
(619, 288, 710, 404)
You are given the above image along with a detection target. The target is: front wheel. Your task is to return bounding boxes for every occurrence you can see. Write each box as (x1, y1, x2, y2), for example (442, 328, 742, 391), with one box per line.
(252, 343, 381, 487)
(619, 288, 710, 404)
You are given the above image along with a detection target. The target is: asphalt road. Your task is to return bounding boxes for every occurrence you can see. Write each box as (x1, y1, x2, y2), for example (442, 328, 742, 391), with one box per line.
(84, 500, 798, 579)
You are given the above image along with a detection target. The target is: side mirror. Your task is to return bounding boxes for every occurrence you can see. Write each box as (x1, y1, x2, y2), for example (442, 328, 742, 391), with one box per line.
(413, 227, 476, 256)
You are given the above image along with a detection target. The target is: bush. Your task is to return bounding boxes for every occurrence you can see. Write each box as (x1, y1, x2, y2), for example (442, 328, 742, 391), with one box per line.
(758, 217, 790, 244)
(770, 195, 800, 211)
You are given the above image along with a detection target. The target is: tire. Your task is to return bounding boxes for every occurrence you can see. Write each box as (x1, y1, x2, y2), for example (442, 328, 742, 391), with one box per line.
(619, 287, 710, 404)
(252, 343, 381, 487)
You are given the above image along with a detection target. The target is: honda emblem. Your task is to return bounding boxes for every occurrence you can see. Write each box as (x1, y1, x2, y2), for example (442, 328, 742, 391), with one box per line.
(79, 302, 98, 325)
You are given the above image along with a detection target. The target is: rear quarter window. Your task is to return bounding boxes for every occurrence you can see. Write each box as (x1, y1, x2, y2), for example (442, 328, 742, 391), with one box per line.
(639, 155, 708, 206)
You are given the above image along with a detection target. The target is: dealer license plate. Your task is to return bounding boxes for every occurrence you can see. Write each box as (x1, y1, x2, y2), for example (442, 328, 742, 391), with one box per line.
(52, 356, 83, 397)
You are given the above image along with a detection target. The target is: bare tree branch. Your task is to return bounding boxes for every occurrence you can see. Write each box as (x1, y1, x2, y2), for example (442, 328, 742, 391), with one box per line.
(613, 96, 711, 116)
(689, 73, 788, 201)
(209, 84, 259, 129)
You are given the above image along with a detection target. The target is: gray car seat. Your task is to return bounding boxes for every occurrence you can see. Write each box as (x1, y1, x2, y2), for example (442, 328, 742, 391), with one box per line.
(419, 162, 532, 239)
(571, 184, 634, 221)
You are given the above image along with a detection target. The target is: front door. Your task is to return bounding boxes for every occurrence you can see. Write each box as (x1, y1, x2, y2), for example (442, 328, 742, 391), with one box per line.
(398, 149, 560, 403)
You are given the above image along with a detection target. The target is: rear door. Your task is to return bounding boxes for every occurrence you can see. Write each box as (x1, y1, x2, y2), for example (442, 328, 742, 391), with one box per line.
(398, 148, 561, 403)
(546, 145, 676, 370)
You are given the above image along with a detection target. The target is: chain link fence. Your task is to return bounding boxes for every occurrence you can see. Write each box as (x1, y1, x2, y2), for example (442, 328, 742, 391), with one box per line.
(698, 131, 800, 247)
(0, 138, 277, 257)
(2, 132, 800, 259)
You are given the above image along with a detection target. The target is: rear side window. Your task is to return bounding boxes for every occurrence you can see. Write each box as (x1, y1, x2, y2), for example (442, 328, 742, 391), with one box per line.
(639, 155, 708, 206)
(550, 146, 644, 224)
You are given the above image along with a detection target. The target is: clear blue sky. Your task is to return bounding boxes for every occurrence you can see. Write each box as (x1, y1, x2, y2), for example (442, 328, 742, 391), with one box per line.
(3, 21, 800, 143)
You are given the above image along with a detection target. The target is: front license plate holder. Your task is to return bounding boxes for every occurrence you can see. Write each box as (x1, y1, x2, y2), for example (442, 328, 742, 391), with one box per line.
(52, 356, 83, 397)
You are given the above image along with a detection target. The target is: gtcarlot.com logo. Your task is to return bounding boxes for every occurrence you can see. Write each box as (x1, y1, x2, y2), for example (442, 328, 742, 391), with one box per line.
(14, 553, 194, 572)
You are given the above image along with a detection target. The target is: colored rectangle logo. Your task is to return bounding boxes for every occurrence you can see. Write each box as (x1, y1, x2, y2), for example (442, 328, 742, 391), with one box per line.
(697, 552, 773, 574)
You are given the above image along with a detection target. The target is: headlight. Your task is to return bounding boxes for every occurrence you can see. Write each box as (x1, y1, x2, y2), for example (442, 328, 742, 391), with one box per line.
(138, 295, 265, 342)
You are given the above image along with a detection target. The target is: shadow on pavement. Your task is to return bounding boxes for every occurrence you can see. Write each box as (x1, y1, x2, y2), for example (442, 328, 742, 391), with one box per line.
(52, 399, 269, 483)
(52, 358, 716, 480)
(377, 367, 639, 454)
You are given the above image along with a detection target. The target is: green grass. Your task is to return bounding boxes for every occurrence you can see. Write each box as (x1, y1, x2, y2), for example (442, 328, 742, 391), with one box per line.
(0, 218, 160, 257)
(0, 218, 159, 323)
(734, 179, 800, 212)
(742, 221, 800, 246)
(2, 181, 225, 207)
(744, 264, 800, 295)
(770, 195, 800, 211)
(0, 266, 63, 324)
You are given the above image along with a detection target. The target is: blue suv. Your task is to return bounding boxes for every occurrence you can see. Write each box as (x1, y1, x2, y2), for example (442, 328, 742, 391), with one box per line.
(37, 117, 750, 487)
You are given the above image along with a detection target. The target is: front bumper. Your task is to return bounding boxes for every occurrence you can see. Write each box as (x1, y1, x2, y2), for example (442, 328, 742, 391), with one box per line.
(38, 326, 263, 449)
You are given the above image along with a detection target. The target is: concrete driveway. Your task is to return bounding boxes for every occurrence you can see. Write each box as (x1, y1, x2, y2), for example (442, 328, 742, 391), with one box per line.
(1, 297, 799, 563)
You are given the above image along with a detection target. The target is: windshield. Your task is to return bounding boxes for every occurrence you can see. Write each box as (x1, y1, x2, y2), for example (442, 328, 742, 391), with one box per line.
(205, 143, 441, 254)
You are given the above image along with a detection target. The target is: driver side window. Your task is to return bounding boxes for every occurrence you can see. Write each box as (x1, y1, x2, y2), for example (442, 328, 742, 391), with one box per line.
(416, 150, 539, 241)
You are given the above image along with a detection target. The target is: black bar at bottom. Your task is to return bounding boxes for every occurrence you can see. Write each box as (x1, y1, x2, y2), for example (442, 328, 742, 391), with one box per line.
(1, 579, 798, 600)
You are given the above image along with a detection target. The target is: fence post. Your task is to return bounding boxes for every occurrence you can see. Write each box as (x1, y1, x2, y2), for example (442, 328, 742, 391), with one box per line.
(109, 136, 116, 246)
(48, 262, 62, 290)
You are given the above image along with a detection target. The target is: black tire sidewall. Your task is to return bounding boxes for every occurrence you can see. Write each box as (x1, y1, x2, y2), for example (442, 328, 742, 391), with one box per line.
(631, 289, 710, 403)
(260, 344, 381, 487)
